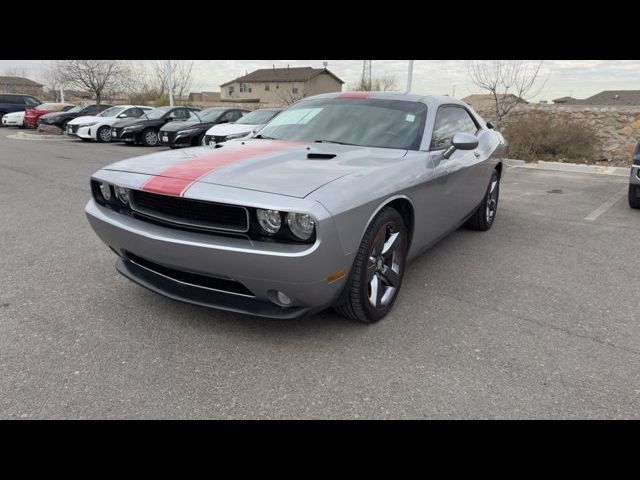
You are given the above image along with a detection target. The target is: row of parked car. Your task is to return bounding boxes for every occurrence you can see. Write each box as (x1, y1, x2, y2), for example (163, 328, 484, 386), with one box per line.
(0, 92, 283, 147)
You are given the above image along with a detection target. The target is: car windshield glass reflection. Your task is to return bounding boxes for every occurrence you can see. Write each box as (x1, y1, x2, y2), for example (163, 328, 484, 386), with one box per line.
(195, 109, 225, 122)
(258, 98, 427, 150)
(98, 107, 125, 117)
(236, 110, 280, 125)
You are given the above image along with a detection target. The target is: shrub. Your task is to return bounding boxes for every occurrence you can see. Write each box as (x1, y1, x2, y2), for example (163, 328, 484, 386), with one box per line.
(502, 113, 596, 162)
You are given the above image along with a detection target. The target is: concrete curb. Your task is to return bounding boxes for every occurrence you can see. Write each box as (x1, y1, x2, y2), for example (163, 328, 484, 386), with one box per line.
(7, 132, 67, 141)
(505, 159, 630, 177)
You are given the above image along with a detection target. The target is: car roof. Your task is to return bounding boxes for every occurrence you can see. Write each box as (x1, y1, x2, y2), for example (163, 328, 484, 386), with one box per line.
(301, 91, 469, 108)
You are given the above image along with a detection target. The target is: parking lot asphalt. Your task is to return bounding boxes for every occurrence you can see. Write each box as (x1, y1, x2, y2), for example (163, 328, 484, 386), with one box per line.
(1, 127, 639, 419)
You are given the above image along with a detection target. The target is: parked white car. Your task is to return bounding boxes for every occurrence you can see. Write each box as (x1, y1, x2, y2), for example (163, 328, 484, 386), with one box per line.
(1, 110, 25, 128)
(203, 108, 283, 145)
(66, 105, 155, 142)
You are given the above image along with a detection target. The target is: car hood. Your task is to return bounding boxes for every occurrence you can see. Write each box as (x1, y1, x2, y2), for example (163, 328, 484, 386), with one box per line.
(69, 115, 101, 125)
(4, 111, 25, 119)
(40, 111, 67, 120)
(205, 123, 259, 136)
(160, 120, 206, 133)
(103, 139, 407, 198)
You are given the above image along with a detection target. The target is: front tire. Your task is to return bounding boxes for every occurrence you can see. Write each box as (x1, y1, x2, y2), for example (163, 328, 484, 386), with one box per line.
(629, 184, 640, 209)
(141, 128, 159, 147)
(97, 126, 111, 143)
(334, 207, 407, 323)
(466, 170, 500, 231)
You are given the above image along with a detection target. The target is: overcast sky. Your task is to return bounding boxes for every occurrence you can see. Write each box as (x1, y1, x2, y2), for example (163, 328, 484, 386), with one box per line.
(1, 60, 638, 101)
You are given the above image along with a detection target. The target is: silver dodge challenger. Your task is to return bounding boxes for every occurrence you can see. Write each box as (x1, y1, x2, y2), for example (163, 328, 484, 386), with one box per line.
(85, 92, 507, 323)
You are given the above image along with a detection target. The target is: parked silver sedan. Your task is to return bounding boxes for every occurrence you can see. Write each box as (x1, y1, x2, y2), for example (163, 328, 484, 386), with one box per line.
(85, 92, 507, 323)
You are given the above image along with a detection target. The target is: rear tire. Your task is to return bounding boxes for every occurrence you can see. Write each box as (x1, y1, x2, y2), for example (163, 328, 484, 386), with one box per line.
(629, 184, 640, 209)
(334, 207, 407, 323)
(466, 170, 500, 231)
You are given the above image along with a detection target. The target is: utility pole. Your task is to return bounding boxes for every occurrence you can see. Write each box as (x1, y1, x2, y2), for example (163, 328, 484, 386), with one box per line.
(406, 60, 414, 93)
(361, 61, 372, 90)
(167, 60, 174, 106)
(60, 88, 64, 103)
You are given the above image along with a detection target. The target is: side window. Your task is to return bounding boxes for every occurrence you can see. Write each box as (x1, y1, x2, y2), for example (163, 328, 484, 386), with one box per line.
(25, 97, 39, 107)
(430, 106, 479, 150)
(168, 109, 186, 119)
(229, 110, 243, 122)
(0, 95, 8, 103)
(219, 111, 234, 123)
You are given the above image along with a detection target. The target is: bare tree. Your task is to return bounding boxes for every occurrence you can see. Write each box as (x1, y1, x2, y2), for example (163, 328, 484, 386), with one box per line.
(52, 60, 128, 105)
(351, 74, 399, 92)
(124, 61, 194, 104)
(467, 60, 547, 127)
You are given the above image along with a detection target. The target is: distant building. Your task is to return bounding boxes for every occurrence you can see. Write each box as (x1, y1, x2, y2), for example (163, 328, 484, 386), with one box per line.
(188, 91, 221, 103)
(552, 96, 582, 104)
(220, 66, 344, 104)
(461, 94, 528, 111)
(582, 90, 640, 106)
(0, 76, 44, 98)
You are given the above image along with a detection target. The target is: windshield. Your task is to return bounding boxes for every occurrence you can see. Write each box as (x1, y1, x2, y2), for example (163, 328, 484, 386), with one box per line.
(98, 107, 125, 117)
(196, 109, 225, 122)
(257, 99, 427, 150)
(37, 103, 69, 111)
(66, 106, 83, 113)
(236, 109, 280, 125)
(143, 108, 170, 120)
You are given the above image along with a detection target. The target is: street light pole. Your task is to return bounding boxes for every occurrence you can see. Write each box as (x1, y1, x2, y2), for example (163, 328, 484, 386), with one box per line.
(167, 60, 174, 106)
(406, 60, 414, 93)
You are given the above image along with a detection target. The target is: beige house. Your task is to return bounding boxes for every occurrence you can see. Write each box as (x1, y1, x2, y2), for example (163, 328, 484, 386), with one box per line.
(462, 94, 528, 111)
(220, 67, 344, 104)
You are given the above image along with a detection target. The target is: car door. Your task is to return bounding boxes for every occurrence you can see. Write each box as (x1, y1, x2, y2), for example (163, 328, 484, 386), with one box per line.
(426, 105, 485, 232)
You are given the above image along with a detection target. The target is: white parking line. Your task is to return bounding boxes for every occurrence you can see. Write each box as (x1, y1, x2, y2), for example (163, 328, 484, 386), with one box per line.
(584, 187, 628, 221)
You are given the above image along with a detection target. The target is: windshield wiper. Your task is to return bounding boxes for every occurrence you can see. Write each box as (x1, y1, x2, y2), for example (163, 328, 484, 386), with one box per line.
(314, 139, 356, 146)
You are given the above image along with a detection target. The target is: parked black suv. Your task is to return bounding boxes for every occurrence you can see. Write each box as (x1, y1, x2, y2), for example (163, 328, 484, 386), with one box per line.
(0, 93, 41, 119)
(39, 103, 113, 129)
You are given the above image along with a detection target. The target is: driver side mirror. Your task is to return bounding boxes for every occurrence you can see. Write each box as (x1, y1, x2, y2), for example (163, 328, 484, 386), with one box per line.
(442, 132, 479, 159)
(117, 113, 127, 118)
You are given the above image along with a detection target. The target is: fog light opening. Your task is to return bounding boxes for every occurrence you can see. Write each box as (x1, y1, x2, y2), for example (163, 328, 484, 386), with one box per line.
(276, 291, 292, 306)
(268, 290, 293, 307)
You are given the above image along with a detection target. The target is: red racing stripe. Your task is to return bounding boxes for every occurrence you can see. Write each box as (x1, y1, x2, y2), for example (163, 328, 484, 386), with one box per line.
(338, 92, 371, 99)
(141, 141, 297, 197)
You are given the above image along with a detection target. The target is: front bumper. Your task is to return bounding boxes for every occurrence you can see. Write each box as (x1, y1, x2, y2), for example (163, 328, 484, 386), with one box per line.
(85, 199, 351, 319)
(159, 131, 197, 147)
(2, 117, 21, 126)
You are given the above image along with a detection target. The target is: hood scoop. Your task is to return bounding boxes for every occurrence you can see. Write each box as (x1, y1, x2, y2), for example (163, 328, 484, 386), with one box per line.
(307, 152, 336, 160)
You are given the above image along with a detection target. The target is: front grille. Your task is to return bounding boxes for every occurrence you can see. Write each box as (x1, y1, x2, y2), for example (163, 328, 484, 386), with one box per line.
(160, 131, 176, 143)
(130, 190, 249, 233)
(126, 252, 254, 297)
(70, 124, 79, 133)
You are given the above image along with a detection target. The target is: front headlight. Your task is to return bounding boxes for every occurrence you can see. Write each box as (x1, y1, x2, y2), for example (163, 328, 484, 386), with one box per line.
(79, 122, 97, 128)
(256, 209, 282, 234)
(123, 124, 144, 132)
(286, 213, 316, 241)
(99, 182, 112, 201)
(114, 186, 130, 205)
(225, 132, 249, 140)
